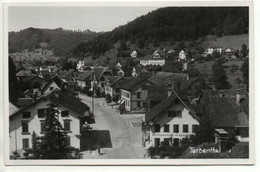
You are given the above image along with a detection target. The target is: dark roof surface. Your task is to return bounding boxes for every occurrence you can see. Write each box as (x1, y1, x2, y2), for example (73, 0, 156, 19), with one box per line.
(60, 69, 75, 79)
(145, 93, 177, 123)
(180, 78, 198, 92)
(16, 98, 34, 106)
(16, 70, 32, 77)
(121, 78, 154, 92)
(11, 90, 90, 117)
(149, 72, 188, 85)
(147, 85, 168, 101)
(93, 67, 110, 81)
(77, 71, 92, 81)
(201, 89, 249, 128)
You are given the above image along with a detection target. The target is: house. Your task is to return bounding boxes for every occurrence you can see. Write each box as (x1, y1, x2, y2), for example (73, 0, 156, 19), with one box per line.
(77, 61, 85, 72)
(179, 50, 187, 60)
(130, 50, 138, 58)
(140, 57, 165, 66)
(221, 48, 236, 58)
(179, 77, 201, 101)
(76, 71, 92, 89)
(148, 71, 189, 93)
(9, 89, 90, 153)
(146, 85, 168, 110)
(105, 76, 132, 101)
(59, 69, 79, 85)
(16, 70, 33, 83)
(92, 67, 112, 94)
(203, 48, 222, 57)
(23, 74, 43, 89)
(120, 78, 156, 112)
(199, 89, 249, 142)
(143, 92, 200, 147)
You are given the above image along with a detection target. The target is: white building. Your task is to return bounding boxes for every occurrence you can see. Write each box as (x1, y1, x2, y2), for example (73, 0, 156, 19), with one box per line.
(140, 58, 165, 66)
(143, 92, 199, 147)
(9, 90, 90, 154)
(179, 50, 187, 60)
(130, 50, 138, 58)
(77, 61, 85, 72)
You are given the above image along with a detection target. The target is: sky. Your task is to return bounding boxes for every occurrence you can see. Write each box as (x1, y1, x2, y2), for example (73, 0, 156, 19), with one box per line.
(8, 6, 160, 32)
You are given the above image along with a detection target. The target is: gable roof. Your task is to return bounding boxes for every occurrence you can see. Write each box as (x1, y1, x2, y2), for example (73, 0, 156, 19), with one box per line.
(180, 77, 198, 92)
(11, 90, 90, 118)
(145, 91, 199, 123)
(147, 85, 168, 101)
(201, 89, 249, 128)
(121, 78, 155, 92)
(16, 70, 32, 77)
(60, 69, 76, 79)
(9, 102, 19, 115)
(93, 67, 111, 81)
(41, 75, 68, 93)
(16, 98, 34, 106)
(76, 71, 92, 81)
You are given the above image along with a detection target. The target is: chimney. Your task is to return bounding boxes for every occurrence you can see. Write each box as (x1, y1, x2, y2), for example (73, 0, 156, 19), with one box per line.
(215, 129, 228, 153)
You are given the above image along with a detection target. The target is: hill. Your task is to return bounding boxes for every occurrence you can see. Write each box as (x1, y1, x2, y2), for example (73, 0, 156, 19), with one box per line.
(72, 7, 249, 57)
(9, 27, 100, 57)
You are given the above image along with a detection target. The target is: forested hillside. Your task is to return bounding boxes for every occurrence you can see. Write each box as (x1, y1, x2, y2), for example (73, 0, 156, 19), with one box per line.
(72, 7, 249, 57)
(9, 27, 99, 57)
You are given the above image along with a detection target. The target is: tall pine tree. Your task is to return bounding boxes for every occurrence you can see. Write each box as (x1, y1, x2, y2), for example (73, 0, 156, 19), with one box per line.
(39, 103, 71, 159)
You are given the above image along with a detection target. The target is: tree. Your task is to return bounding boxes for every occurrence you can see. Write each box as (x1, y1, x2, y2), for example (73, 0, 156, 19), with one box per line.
(39, 103, 72, 159)
(9, 56, 19, 104)
(189, 115, 215, 146)
(118, 40, 128, 51)
(240, 43, 248, 58)
(105, 94, 112, 103)
(211, 60, 231, 89)
(241, 58, 249, 90)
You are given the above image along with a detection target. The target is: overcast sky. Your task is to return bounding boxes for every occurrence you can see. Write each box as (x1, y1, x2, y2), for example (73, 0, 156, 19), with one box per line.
(8, 6, 160, 32)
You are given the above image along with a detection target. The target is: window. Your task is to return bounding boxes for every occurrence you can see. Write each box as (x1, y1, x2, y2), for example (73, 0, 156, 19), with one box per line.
(40, 121, 45, 132)
(164, 124, 169, 132)
(22, 122, 29, 133)
(64, 121, 71, 131)
(50, 87, 54, 91)
(154, 124, 160, 132)
(38, 109, 46, 118)
(22, 138, 29, 149)
(173, 124, 179, 133)
(137, 92, 141, 99)
(154, 138, 160, 147)
(61, 110, 69, 117)
(137, 101, 141, 108)
(183, 125, 189, 133)
(66, 136, 71, 146)
(22, 112, 31, 118)
(168, 111, 181, 118)
(192, 125, 199, 133)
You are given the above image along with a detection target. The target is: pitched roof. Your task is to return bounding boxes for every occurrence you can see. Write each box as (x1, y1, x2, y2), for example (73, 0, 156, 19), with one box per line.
(11, 90, 90, 118)
(121, 78, 154, 92)
(16, 98, 34, 106)
(60, 69, 76, 79)
(9, 102, 19, 115)
(42, 75, 70, 93)
(180, 77, 198, 92)
(147, 85, 168, 101)
(16, 70, 32, 77)
(145, 91, 199, 123)
(201, 89, 249, 128)
(76, 71, 92, 81)
(93, 67, 110, 81)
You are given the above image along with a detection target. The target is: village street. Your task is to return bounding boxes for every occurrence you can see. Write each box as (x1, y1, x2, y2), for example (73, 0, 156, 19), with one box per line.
(79, 93, 146, 159)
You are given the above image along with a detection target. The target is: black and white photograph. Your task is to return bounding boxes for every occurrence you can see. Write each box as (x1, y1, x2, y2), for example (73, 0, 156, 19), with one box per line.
(3, 1, 254, 165)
